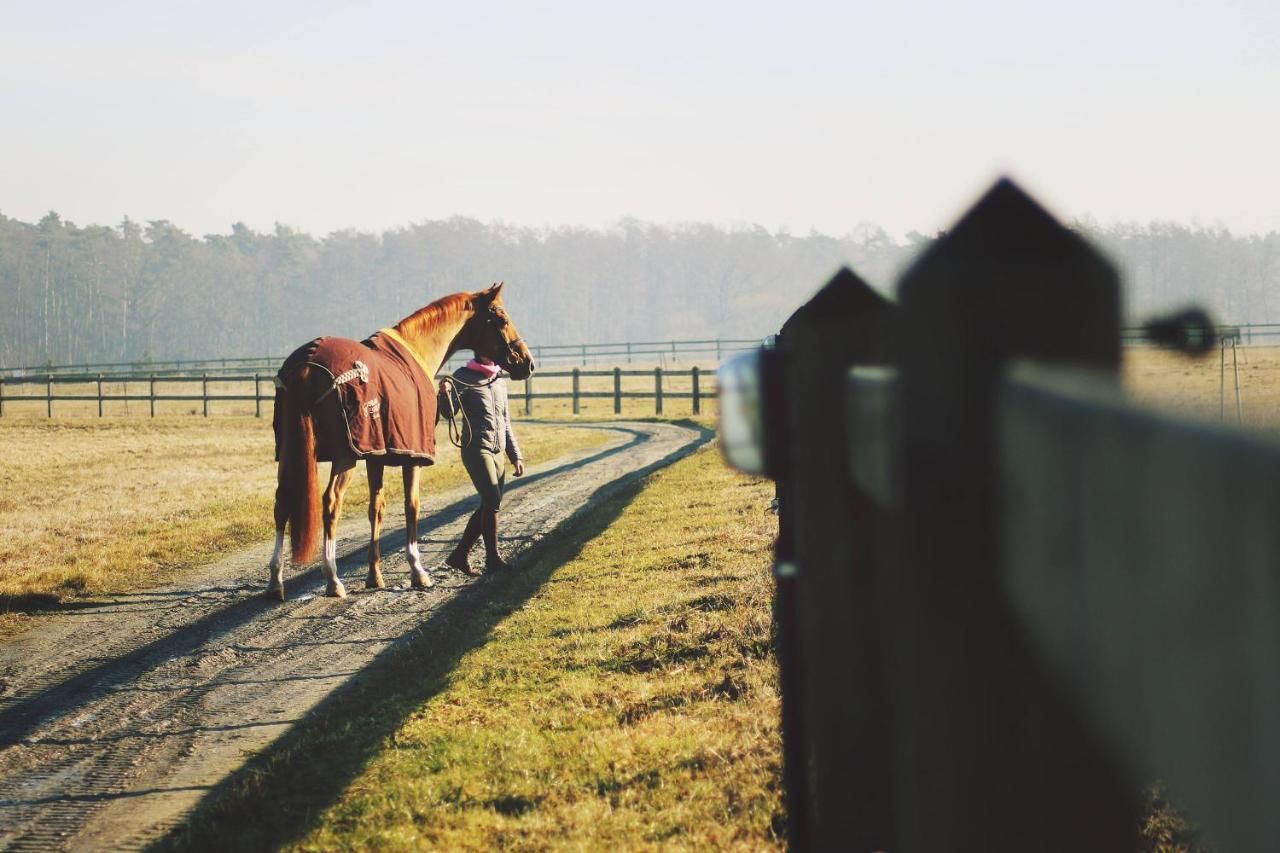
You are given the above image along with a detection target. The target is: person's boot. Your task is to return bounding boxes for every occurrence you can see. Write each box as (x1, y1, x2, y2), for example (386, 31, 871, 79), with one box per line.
(446, 509, 484, 575)
(482, 509, 511, 571)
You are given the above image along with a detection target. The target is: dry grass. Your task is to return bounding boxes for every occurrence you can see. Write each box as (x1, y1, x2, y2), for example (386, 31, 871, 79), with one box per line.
(163, 443, 783, 852)
(1123, 344, 1280, 434)
(0, 417, 610, 632)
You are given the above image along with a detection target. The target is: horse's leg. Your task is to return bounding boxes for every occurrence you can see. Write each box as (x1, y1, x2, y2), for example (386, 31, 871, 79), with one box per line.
(321, 456, 357, 598)
(365, 459, 386, 590)
(403, 465, 432, 589)
(266, 461, 289, 601)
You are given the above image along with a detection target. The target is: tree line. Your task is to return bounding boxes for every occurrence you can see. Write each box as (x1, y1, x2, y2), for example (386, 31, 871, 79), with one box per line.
(1, 209, 1277, 368)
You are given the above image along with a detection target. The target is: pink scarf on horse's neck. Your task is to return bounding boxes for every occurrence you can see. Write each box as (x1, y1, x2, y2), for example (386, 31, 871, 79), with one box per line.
(466, 357, 501, 378)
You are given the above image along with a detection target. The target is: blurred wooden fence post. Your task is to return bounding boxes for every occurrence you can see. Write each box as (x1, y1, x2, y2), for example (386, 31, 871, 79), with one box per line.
(254, 374, 262, 418)
(892, 179, 1134, 849)
(691, 366, 701, 414)
(97, 374, 104, 417)
(780, 268, 897, 850)
(572, 368, 580, 415)
(613, 367, 622, 415)
(149, 375, 156, 417)
(202, 373, 209, 417)
(47, 377, 53, 418)
(0, 376, 5, 417)
(654, 367, 663, 415)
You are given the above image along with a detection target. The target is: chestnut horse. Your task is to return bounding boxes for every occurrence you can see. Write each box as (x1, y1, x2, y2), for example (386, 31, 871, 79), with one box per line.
(267, 283, 534, 601)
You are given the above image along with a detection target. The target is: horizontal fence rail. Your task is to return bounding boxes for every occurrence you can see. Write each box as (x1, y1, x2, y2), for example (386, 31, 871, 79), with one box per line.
(0, 368, 717, 418)
(0, 337, 764, 379)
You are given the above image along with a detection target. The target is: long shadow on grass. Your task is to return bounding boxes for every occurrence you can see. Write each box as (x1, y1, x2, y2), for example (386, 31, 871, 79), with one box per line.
(151, 422, 712, 852)
(0, 423, 700, 749)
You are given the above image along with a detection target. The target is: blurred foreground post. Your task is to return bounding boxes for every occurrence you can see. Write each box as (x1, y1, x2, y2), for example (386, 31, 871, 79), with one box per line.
(890, 179, 1135, 849)
(779, 267, 897, 850)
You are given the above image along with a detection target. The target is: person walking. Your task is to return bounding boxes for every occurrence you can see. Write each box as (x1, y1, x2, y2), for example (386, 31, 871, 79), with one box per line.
(439, 355, 525, 574)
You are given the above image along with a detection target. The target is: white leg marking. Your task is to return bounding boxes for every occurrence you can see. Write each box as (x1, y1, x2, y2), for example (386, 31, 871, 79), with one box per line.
(269, 530, 285, 586)
(323, 537, 347, 596)
(407, 541, 431, 587)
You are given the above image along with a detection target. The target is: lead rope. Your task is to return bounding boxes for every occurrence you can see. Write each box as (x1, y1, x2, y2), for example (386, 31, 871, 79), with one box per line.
(438, 371, 504, 450)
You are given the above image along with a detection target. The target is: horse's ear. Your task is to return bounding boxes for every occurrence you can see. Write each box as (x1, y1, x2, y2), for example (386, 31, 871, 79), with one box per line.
(474, 281, 503, 307)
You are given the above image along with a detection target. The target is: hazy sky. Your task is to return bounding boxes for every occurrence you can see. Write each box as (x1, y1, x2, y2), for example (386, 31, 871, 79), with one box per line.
(2, 1, 1278, 239)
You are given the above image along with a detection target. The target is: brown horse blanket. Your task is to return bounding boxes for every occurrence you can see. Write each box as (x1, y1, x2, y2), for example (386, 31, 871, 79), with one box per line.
(278, 330, 437, 464)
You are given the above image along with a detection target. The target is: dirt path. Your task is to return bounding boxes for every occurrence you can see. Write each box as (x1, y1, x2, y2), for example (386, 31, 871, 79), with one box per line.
(0, 421, 709, 851)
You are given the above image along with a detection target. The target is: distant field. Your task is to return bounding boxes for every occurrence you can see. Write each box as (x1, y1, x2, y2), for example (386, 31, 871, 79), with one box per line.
(1123, 345, 1280, 432)
(0, 418, 610, 631)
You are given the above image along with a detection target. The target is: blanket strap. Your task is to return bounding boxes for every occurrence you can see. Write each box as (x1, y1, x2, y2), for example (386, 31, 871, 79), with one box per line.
(314, 359, 369, 404)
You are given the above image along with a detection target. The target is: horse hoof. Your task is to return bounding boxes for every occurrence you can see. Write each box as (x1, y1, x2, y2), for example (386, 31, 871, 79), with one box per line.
(366, 573, 386, 590)
(411, 570, 433, 590)
(327, 581, 348, 598)
(266, 584, 285, 602)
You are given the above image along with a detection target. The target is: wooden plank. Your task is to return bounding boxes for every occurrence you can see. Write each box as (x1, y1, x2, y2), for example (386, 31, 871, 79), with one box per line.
(1001, 363, 1280, 851)
(845, 366, 898, 508)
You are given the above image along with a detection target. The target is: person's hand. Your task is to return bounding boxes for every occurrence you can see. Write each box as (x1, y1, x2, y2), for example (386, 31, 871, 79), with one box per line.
(514, 460, 525, 477)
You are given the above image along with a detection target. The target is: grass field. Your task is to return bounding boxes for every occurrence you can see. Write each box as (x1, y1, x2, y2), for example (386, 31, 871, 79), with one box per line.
(0, 417, 611, 633)
(162, 443, 782, 851)
(1123, 344, 1280, 432)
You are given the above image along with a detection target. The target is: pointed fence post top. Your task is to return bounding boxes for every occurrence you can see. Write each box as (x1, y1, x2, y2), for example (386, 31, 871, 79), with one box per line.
(898, 177, 1121, 368)
(779, 267, 896, 364)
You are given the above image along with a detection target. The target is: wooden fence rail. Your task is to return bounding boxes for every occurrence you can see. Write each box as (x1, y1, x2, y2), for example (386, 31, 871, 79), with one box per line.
(0, 368, 715, 418)
(762, 179, 1273, 852)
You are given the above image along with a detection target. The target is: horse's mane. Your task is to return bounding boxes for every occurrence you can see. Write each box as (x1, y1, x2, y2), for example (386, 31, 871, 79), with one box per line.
(394, 292, 474, 339)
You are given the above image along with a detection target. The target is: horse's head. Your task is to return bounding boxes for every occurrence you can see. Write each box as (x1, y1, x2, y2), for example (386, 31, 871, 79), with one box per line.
(468, 282, 535, 380)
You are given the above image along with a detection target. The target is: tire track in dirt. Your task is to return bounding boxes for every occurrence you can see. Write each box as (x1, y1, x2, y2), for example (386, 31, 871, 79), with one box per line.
(0, 421, 709, 851)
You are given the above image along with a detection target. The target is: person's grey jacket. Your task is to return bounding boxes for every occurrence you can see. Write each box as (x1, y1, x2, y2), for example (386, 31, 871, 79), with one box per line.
(438, 366, 523, 463)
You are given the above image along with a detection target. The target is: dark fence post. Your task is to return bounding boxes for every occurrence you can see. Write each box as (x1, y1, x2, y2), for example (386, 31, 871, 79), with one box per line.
(0, 376, 5, 417)
(572, 368, 580, 415)
(581, 344, 587, 367)
(254, 374, 262, 418)
(626, 342, 632, 364)
(149, 374, 156, 418)
(691, 366, 701, 414)
(891, 179, 1135, 849)
(47, 377, 53, 418)
(654, 367, 663, 415)
(97, 373, 104, 417)
(524, 376, 533, 416)
(780, 268, 897, 851)
(202, 373, 209, 417)
(613, 367, 622, 415)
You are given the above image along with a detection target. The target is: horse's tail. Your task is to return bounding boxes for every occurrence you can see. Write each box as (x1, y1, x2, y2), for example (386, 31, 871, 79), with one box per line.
(279, 370, 320, 564)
